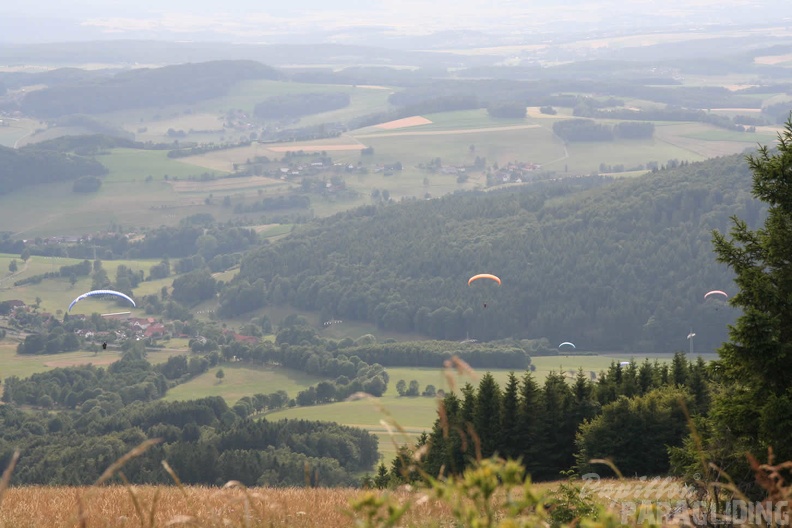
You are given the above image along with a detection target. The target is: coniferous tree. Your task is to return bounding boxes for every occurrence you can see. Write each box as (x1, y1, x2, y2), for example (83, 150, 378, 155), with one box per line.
(516, 372, 543, 477)
(424, 392, 466, 478)
(499, 372, 521, 459)
(568, 369, 600, 437)
(535, 371, 573, 479)
(460, 382, 477, 461)
(473, 373, 502, 459)
(697, 117, 792, 490)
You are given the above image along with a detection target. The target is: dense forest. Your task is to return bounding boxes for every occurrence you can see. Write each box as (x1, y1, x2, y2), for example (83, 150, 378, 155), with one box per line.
(216, 153, 760, 352)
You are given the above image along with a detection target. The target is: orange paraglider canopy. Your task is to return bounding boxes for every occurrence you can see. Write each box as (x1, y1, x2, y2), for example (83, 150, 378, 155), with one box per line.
(468, 274, 502, 286)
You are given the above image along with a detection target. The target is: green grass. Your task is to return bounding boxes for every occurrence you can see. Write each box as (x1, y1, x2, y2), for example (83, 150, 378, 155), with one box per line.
(0, 147, 237, 237)
(162, 363, 324, 403)
(0, 339, 186, 380)
(0, 253, 171, 315)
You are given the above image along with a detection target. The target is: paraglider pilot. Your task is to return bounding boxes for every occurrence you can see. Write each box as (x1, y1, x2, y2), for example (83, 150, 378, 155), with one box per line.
(102, 342, 107, 350)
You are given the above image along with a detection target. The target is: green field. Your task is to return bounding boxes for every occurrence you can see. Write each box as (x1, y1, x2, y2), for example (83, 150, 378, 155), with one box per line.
(0, 340, 186, 380)
(0, 147, 237, 237)
(163, 363, 323, 403)
(0, 253, 169, 316)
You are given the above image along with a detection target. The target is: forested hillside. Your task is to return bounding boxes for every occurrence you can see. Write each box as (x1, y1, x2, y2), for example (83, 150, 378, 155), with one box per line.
(227, 154, 761, 352)
(0, 144, 108, 195)
(18, 60, 280, 118)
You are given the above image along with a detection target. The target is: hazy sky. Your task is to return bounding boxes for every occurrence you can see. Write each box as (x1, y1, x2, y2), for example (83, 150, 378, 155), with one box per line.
(2, 0, 792, 44)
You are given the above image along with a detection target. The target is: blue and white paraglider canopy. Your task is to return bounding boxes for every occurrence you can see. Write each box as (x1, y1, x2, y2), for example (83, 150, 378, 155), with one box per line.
(68, 290, 136, 312)
(558, 341, 576, 349)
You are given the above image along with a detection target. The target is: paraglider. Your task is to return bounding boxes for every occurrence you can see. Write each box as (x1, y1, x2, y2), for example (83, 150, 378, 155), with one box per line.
(558, 342, 576, 349)
(68, 290, 136, 312)
(468, 274, 501, 286)
(468, 274, 501, 308)
(704, 290, 728, 300)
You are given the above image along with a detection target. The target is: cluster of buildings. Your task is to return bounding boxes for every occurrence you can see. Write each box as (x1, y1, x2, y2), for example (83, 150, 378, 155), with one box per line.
(489, 161, 543, 185)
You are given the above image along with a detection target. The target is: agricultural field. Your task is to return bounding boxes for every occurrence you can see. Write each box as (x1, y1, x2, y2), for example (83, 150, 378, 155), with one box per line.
(0, 474, 638, 528)
(3, 90, 786, 237)
(162, 363, 323, 403)
(0, 340, 185, 379)
(0, 147, 233, 237)
(0, 253, 166, 316)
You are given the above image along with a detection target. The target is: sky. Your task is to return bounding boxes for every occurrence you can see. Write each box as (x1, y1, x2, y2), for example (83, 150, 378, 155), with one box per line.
(1, 0, 792, 44)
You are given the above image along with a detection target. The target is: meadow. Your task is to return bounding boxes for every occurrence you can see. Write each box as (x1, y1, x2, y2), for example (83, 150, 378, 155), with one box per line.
(0, 147, 234, 237)
(0, 253, 165, 316)
(162, 363, 323, 403)
(0, 340, 184, 379)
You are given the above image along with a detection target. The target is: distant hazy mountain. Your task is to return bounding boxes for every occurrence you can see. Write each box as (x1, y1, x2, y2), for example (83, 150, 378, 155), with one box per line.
(1, 0, 791, 46)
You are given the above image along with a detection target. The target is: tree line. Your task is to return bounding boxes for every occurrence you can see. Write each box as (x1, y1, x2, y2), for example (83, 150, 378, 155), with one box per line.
(553, 119, 655, 142)
(377, 352, 709, 486)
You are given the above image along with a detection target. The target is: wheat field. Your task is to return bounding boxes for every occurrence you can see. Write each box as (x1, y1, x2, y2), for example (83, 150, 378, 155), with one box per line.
(0, 485, 455, 528)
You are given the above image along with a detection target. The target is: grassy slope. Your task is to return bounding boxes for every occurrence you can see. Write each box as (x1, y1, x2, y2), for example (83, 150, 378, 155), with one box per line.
(162, 363, 323, 403)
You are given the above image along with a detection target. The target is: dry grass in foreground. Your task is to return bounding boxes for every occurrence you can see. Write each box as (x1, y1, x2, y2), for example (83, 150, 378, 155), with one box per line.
(0, 477, 696, 528)
(0, 485, 455, 528)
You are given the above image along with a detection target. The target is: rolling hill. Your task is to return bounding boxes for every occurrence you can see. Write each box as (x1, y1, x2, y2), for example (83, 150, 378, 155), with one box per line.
(222, 152, 760, 353)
